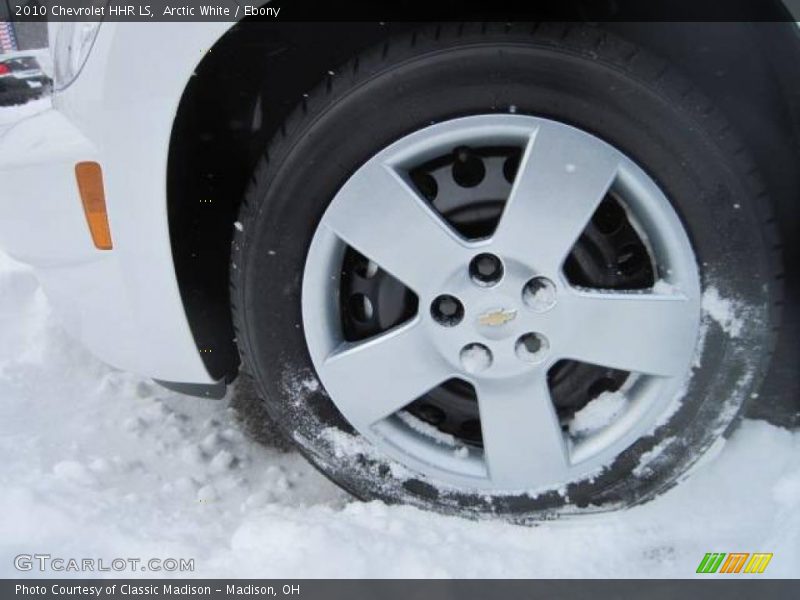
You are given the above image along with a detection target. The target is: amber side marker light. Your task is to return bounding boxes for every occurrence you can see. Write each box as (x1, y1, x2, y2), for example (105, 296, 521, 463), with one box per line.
(75, 161, 113, 250)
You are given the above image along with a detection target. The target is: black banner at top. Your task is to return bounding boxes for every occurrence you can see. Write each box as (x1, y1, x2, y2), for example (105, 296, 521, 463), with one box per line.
(1, 0, 799, 22)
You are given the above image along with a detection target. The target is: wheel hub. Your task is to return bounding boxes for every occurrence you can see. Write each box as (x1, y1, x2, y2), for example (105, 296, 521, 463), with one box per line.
(425, 257, 557, 379)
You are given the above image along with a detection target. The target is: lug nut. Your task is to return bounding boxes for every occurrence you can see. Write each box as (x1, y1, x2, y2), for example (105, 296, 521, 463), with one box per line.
(452, 146, 485, 188)
(522, 277, 557, 312)
(431, 294, 464, 327)
(460, 343, 493, 374)
(515, 333, 549, 363)
(469, 253, 504, 286)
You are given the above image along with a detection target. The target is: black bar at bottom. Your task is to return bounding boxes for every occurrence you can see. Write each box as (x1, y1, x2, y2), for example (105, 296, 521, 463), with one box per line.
(2, 579, 799, 600)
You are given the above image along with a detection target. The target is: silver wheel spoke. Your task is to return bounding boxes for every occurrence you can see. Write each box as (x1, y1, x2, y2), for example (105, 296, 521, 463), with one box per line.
(477, 374, 568, 488)
(319, 320, 449, 429)
(559, 289, 695, 377)
(320, 161, 469, 294)
(493, 123, 620, 272)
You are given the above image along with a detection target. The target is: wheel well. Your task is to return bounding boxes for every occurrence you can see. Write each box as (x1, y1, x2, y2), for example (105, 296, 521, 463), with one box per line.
(167, 21, 403, 379)
(168, 16, 800, 385)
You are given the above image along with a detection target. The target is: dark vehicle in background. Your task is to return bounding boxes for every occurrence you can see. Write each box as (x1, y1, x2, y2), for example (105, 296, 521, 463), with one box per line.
(0, 55, 50, 106)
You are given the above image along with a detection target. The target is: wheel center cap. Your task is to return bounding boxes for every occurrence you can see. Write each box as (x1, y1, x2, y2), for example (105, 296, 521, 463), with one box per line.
(475, 305, 519, 341)
(477, 307, 517, 327)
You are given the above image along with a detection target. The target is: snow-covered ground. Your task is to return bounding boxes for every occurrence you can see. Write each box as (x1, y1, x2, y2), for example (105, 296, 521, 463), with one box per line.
(0, 96, 50, 126)
(0, 101, 798, 579)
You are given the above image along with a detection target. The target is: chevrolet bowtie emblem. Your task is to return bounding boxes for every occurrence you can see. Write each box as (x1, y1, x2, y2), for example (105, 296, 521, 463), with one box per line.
(478, 308, 517, 327)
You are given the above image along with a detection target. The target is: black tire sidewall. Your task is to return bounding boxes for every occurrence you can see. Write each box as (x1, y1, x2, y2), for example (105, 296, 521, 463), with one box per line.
(235, 37, 773, 517)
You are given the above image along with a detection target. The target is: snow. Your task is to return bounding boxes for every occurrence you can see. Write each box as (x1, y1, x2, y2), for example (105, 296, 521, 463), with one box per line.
(632, 437, 676, 478)
(522, 277, 557, 311)
(397, 410, 459, 447)
(652, 279, 677, 295)
(459, 343, 492, 374)
(570, 391, 628, 436)
(0, 100, 799, 578)
(702, 286, 745, 338)
(395, 411, 471, 459)
(0, 96, 50, 126)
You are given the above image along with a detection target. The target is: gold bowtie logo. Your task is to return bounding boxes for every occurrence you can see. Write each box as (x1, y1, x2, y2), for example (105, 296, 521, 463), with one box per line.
(478, 308, 517, 327)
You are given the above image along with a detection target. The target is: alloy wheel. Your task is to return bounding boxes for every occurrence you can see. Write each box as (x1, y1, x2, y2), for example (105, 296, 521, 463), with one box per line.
(302, 114, 701, 492)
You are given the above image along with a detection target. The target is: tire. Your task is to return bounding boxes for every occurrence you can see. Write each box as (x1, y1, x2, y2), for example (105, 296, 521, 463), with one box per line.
(231, 23, 782, 520)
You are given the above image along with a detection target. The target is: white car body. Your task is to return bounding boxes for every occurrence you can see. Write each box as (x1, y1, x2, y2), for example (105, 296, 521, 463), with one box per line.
(0, 23, 228, 385)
